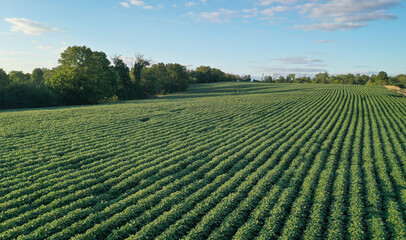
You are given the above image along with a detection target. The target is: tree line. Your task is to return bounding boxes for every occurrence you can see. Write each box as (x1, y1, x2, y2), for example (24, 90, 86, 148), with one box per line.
(1, 45, 405, 109)
(262, 72, 406, 87)
(0, 46, 244, 109)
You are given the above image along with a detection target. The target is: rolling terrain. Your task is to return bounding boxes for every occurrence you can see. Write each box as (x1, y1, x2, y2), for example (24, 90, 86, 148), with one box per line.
(1, 83, 406, 239)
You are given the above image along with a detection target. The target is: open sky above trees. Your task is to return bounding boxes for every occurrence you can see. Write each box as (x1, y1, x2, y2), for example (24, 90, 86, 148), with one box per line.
(0, 0, 405, 77)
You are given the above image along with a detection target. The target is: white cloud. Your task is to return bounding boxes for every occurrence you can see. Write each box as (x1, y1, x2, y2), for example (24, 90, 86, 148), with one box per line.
(36, 45, 67, 53)
(242, 8, 259, 18)
(129, 0, 145, 6)
(4, 18, 60, 35)
(250, 0, 401, 31)
(317, 40, 338, 43)
(55, 47, 67, 54)
(350, 70, 378, 75)
(186, 2, 197, 7)
(354, 65, 370, 68)
(334, 12, 396, 23)
(257, 56, 328, 74)
(36, 46, 53, 51)
(259, 0, 297, 6)
(259, 66, 327, 73)
(119, 2, 131, 8)
(188, 9, 238, 23)
(119, 0, 145, 8)
(181, 63, 194, 68)
(242, 8, 258, 14)
(120, 0, 163, 10)
(273, 56, 323, 65)
(261, 6, 290, 17)
(0, 49, 26, 55)
(306, 0, 400, 18)
(295, 0, 400, 31)
(295, 22, 366, 31)
(117, 56, 134, 66)
(186, 0, 207, 8)
(117, 0, 400, 31)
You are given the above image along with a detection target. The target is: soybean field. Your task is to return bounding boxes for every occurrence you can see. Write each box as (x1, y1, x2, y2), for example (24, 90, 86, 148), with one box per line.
(1, 82, 406, 239)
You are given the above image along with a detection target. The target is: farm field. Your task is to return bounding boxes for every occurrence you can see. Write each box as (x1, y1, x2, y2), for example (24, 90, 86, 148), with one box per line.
(1, 82, 406, 239)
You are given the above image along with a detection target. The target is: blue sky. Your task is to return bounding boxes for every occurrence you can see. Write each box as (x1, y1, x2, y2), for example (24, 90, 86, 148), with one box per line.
(0, 0, 405, 78)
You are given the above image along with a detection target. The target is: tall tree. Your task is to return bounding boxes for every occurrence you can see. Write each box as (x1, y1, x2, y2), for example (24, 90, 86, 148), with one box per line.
(8, 71, 30, 84)
(276, 75, 285, 83)
(286, 74, 295, 83)
(394, 74, 406, 88)
(128, 54, 150, 98)
(48, 46, 116, 105)
(211, 68, 226, 82)
(166, 63, 189, 92)
(0, 68, 9, 89)
(264, 75, 273, 82)
(141, 63, 189, 95)
(131, 54, 150, 85)
(112, 56, 132, 100)
(313, 72, 329, 84)
(376, 71, 389, 85)
(194, 66, 212, 83)
(31, 68, 45, 85)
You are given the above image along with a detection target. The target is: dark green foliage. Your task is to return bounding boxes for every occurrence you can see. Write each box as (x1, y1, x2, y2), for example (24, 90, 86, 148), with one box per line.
(263, 71, 405, 87)
(190, 66, 242, 83)
(142, 63, 189, 95)
(277, 75, 286, 83)
(112, 56, 134, 100)
(264, 75, 273, 82)
(313, 72, 329, 84)
(240, 74, 251, 82)
(0, 83, 58, 109)
(286, 74, 295, 83)
(389, 74, 406, 88)
(0, 68, 10, 89)
(8, 70, 30, 84)
(142, 63, 167, 96)
(47, 46, 117, 105)
(376, 71, 389, 85)
(127, 54, 150, 99)
(131, 54, 150, 85)
(31, 68, 45, 85)
(0, 68, 58, 109)
(191, 66, 213, 83)
(0, 46, 193, 109)
(166, 63, 189, 92)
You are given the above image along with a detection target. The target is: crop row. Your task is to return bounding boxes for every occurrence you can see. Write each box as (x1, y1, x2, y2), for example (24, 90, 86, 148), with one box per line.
(1, 84, 405, 239)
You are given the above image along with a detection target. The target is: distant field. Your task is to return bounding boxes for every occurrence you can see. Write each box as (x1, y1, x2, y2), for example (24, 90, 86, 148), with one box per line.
(1, 82, 406, 239)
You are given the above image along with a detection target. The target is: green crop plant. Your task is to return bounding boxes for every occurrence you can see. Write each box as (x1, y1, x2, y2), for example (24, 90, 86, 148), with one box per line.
(1, 82, 406, 239)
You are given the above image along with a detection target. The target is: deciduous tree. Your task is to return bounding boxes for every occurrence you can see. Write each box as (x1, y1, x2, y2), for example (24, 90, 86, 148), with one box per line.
(112, 56, 132, 100)
(0, 68, 9, 89)
(8, 71, 30, 84)
(31, 68, 45, 85)
(48, 46, 116, 105)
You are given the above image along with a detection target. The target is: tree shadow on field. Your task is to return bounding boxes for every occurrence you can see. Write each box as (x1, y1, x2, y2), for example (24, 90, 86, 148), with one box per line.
(161, 83, 316, 101)
(0, 83, 318, 112)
